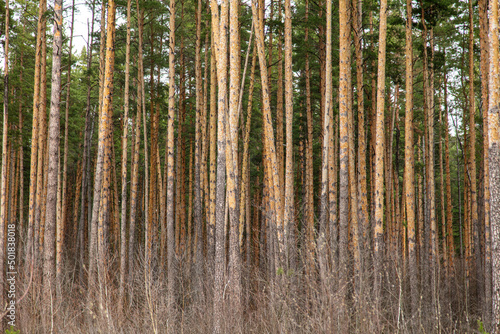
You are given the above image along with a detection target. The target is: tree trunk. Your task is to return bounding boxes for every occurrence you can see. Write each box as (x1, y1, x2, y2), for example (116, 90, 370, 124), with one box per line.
(209, 0, 228, 329)
(119, 0, 132, 311)
(405, 0, 418, 316)
(284, 0, 294, 269)
(0, 0, 9, 316)
(43, 0, 63, 327)
(374, 0, 388, 320)
(488, 0, 500, 329)
(194, 0, 205, 302)
(167, 0, 178, 326)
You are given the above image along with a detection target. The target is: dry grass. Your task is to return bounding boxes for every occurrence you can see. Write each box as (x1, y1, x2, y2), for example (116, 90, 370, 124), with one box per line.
(14, 252, 486, 333)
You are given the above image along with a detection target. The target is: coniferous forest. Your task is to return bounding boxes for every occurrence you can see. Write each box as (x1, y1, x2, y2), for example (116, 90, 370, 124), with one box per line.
(2, 0, 500, 332)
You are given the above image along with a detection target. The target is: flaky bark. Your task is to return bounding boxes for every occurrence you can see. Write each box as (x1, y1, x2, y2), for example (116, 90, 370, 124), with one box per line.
(43, 0, 63, 328)
(338, 0, 350, 326)
(209, 0, 228, 329)
(479, 0, 492, 325)
(488, 0, 500, 330)
(468, 0, 481, 305)
(405, 0, 418, 315)
(253, 0, 284, 267)
(0, 0, 9, 313)
(119, 0, 132, 311)
(284, 0, 294, 267)
(58, 0, 75, 279)
(167, 0, 178, 327)
(27, 0, 46, 273)
(194, 0, 205, 302)
(374, 0, 388, 317)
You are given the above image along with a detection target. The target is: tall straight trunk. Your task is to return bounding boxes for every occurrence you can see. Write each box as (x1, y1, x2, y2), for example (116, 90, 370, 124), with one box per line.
(99, 0, 116, 298)
(252, 0, 284, 266)
(139, 6, 149, 264)
(194, 0, 204, 301)
(119, 0, 132, 311)
(241, 49, 256, 259)
(468, 0, 481, 305)
(374, 0, 388, 318)
(277, 0, 284, 208)
(27, 0, 47, 273)
(348, 57, 362, 309)
(240, 46, 257, 250)
(208, 37, 217, 265)
(353, 0, 367, 266)
(78, 1, 95, 283)
(187, 142, 194, 262)
(237, 24, 254, 253)
(439, 91, 446, 268)
(201, 27, 210, 262)
(89, 0, 116, 314)
(43, 0, 63, 326)
(58, 0, 75, 279)
(338, 0, 350, 326)
(129, 112, 141, 282)
(488, 0, 500, 329)
(209, 0, 228, 329)
(35, 14, 48, 271)
(228, 0, 242, 320)
(166, 0, 178, 326)
(304, 0, 316, 275)
(32, 1, 48, 271)
(283, 0, 294, 267)
(443, 72, 455, 275)
(0, 0, 9, 314)
(175, 41, 186, 255)
(421, 5, 438, 315)
(479, 0, 492, 324)
(88, 0, 110, 285)
(147, 24, 157, 271)
(405, 0, 418, 314)
(18, 46, 24, 246)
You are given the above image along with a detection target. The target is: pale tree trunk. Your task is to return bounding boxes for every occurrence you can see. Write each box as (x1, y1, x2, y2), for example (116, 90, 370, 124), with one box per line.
(58, 0, 75, 279)
(240, 49, 257, 259)
(0, 0, 9, 315)
(147, 25, 157, 272)
(194, 0, 205, 302)
(88, 0, 108, 289)
(209, 0, 228, 329)
(338, 0, 350, 327)
(443, 72, 455, 275)
(43, 0, 63, 327)
(167, 0, 178, 327)
(119, 0, 132, 312)
(283, 0, 294, 268)
(479, 0, 492, 325)
(253, 0, 284, 268)
(34, 8, 48, 273)
(304, 0, 316, 277)
(228, 0, 242, 322)
(488, 0, 500, 330)
(237, 23, 253, 255)
(78, 1, 95, 283)
(208, 37, 217, 267)
(374, 0, 388, 321)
